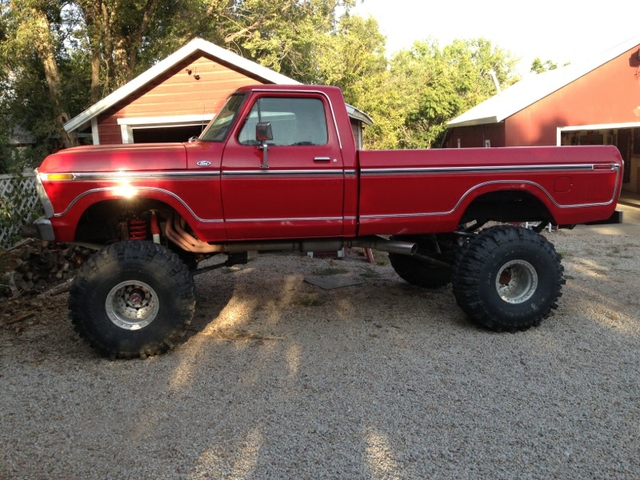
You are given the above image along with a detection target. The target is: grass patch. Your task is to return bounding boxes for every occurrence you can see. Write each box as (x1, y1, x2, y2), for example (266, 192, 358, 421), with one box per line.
(359, 268, 379, 278)
(313, 267, 349, 276)
(295, 296, 325, 307)
(376, 258, 388, 266)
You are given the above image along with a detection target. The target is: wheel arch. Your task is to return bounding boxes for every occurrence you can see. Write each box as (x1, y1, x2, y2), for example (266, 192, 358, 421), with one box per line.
(73, 196, 195, 244)
(457, 187, 556, 226)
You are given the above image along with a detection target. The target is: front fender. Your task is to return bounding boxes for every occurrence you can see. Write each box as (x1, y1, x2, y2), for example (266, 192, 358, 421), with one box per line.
(43, 178, 225, 243)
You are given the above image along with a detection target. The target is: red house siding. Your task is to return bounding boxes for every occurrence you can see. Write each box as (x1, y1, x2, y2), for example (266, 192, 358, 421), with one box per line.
(96, 53, 263, 144)
(445, 123, 505, 148)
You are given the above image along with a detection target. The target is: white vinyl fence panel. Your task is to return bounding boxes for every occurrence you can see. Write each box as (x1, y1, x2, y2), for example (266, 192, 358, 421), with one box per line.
(0, 173, 43, 249)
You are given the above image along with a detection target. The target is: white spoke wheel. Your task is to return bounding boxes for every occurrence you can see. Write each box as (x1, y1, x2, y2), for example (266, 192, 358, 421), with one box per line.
(69, 241, 195, 358)
(452, 226, 564, 332)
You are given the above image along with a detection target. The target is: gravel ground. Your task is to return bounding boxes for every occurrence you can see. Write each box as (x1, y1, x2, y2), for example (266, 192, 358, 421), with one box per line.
(1, 206, 639, 479)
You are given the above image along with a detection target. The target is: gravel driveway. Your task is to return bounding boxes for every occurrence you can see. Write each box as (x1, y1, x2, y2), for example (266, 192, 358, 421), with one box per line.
(2, 205, 639, 479)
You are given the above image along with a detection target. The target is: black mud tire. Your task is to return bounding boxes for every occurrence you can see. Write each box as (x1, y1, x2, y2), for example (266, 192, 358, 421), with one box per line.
(69, 241, 196, 358)
(451, 225, 564, 332)
(389, 234, 458, 289)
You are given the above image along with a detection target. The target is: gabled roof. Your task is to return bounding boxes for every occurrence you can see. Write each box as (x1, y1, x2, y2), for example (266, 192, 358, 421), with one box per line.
(64, 38, 301, 133)
(346, 104, 374, 126)
(447, 33, 640, 128)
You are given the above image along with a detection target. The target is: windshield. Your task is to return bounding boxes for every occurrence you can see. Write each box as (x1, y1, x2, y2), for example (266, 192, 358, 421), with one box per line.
(199, 93, 247, 142)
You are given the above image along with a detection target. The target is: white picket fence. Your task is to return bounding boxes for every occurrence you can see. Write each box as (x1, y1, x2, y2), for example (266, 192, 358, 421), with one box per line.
(0, 173, 43, 249)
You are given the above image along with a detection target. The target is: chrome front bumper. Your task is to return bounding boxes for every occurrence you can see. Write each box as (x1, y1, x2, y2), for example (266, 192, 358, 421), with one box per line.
(34, 217, 56, 242)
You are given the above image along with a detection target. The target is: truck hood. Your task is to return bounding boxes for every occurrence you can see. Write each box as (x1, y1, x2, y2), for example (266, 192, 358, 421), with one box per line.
(38, 143, 188, 173)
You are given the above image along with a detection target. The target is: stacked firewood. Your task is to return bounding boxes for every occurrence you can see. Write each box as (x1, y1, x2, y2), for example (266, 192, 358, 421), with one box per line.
(1, 240, 92, 299)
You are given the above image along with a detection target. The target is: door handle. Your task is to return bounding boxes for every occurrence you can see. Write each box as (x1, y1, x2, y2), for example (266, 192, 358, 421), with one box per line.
(314, 157, 331, 162)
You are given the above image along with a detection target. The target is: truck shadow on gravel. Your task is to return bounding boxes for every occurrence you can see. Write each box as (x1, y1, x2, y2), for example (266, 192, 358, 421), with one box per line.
(180, 253, 474, 357)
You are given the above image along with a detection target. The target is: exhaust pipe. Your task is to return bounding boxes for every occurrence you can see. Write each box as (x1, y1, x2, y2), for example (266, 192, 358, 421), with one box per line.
(220, 237, 417, 256)
(164, 213, 417, 256)
(348, 237, 417, 256)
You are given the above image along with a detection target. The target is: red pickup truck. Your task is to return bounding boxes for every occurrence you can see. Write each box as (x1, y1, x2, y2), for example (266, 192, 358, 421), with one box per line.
(34, 84, 624, 358)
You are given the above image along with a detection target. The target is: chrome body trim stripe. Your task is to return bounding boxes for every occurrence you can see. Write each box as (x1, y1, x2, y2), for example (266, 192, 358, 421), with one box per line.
(222, 169, 344, 177)
(46, 169, 347, 180)
(70, 171, 221, 181)
(360, 163, 617, 175)
(55, 186, 348, 225)
(360, 178, 620, 221)
(226, 216, 343, 223)
(53, 186, 223, 223)
(45, 162, 618, 181)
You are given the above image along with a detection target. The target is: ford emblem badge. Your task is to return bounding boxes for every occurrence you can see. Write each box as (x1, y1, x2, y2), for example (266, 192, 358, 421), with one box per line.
(196, 161, 212, 167)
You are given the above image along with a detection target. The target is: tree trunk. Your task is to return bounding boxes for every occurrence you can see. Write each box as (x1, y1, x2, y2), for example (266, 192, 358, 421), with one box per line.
(31, 11, 79, 149)
(78, 0, 105, 103)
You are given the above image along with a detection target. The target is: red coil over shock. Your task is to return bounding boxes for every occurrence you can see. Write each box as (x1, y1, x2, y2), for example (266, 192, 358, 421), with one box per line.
(129, 218, 147, 240)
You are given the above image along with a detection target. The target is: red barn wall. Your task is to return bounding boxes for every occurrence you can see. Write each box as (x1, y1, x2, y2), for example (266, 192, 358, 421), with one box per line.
(505, 45, 640, 146)
(444, 43, 640, 150)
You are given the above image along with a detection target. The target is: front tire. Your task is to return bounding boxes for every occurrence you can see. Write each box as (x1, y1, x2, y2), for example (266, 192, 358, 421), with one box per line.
(451, 226, 564, 332)
(69, 241, 196, 358)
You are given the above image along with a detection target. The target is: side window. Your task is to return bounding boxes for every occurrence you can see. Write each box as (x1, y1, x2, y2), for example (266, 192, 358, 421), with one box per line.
(238, 97, 328, 146)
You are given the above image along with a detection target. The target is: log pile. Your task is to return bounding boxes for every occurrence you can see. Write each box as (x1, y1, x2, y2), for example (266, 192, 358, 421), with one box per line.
(1, 240, 91, 300)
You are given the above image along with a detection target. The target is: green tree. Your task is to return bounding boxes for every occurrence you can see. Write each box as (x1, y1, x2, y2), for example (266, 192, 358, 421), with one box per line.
(531, 57, 558, 74)
(182, 0, 358, 83)
(0, 0, 358, 166)
(1, 0, 523, 172)
(376, 38, 520, 149)
(1, 0, 80, 148)
(308, 14, 387, 91)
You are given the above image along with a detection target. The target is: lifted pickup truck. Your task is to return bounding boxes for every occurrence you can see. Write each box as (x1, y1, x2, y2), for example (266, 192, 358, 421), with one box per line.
(34, 84, 624, 358)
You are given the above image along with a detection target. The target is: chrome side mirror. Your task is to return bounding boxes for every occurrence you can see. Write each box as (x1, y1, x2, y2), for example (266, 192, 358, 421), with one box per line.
(256, 122, 273, 169)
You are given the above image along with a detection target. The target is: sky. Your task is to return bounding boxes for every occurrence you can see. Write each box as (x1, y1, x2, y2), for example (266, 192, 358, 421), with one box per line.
(351, 0, 640, 76)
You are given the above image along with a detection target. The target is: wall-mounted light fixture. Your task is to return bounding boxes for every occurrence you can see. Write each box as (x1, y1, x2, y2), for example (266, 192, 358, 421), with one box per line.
(185, 68, 200, 80)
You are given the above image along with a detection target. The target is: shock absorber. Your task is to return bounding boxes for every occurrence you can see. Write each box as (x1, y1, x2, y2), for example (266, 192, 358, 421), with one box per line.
(150, 210, 161, 244)
(129, 218, 147, 241)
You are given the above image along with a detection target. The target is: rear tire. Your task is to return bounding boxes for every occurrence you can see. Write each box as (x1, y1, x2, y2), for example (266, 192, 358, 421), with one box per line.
(69, 241, 196, 358)
(451, 226, 564, 332)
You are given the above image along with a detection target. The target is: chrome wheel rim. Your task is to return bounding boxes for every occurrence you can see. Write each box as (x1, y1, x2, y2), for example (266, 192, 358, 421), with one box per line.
(106, 280, 159, 330)
(495, 260, 538, 304)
